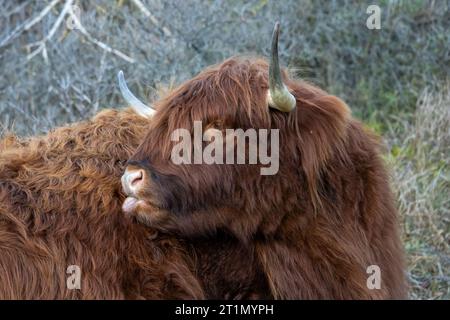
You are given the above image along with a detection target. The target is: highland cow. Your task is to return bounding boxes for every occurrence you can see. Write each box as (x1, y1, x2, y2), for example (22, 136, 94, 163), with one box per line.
(0, 109, 207, 299)
(0, 107, 269, 299)
(121, 23, 408, 299)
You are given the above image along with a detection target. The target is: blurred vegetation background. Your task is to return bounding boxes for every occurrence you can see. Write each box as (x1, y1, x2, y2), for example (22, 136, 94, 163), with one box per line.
(0, 0, 449, 299)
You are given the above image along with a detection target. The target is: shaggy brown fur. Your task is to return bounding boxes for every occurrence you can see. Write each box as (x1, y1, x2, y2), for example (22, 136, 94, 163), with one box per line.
(126, 57, 408, 299)
(0, 109, 208, 299)
(0, 108, 271, 299)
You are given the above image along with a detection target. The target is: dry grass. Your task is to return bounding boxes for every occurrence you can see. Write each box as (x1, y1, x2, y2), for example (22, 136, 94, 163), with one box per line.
(386, 87, 450, 299)
(0, 0, 448, 299)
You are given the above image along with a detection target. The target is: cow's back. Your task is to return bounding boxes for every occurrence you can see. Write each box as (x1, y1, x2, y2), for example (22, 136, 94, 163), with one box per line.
(0, 109, 203, 299)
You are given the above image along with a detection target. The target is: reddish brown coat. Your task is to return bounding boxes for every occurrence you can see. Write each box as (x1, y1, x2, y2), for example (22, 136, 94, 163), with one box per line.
(0, 109, 204, 299)
(128, 57, 408, 299)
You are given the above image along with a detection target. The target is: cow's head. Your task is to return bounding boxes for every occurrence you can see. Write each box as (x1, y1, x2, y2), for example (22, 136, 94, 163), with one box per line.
(120, 23, 350, 239)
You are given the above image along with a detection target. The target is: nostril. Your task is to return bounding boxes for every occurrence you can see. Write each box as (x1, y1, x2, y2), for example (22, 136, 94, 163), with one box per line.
(130, 170, 144, 187)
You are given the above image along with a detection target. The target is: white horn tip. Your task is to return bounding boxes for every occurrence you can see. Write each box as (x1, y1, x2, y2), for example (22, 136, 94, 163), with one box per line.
(117, 70, 155, 118)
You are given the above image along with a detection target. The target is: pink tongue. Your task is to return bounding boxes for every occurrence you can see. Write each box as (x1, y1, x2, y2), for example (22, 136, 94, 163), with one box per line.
(122, 197, 139, 213)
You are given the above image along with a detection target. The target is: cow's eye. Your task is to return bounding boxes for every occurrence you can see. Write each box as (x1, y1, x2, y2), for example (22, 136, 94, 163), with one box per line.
(150, 170, 159, 183)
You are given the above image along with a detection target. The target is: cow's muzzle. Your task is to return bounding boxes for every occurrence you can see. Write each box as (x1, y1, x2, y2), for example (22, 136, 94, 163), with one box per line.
(121, 167, 146, 197)
(121, 167, 148, 214)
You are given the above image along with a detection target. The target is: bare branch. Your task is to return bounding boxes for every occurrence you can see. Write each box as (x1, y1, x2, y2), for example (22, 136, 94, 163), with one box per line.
(131, 0, 172, 37)
(27, 0, 74, 61)
(67, 7, 136, 64)
(0, 0, 61, 47)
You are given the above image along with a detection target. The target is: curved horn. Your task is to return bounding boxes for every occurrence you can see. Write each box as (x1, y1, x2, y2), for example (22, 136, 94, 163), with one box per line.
(118, 70, 155, 118)
(268, 22, 296, 112)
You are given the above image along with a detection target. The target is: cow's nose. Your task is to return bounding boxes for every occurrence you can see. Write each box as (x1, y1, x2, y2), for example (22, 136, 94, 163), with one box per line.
(122, 168, 145, 196)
